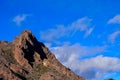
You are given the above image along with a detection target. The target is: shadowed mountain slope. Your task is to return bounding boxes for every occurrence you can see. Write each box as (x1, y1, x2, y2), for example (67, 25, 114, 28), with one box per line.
(0, 30, 84, 80)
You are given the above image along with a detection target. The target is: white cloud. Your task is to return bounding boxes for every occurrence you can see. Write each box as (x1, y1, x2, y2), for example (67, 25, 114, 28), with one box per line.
(78, 55, 120, 80)
(50, 44, 120, 80)
(13, 14, 29, 26)
(70, 17, 92, 31)
(51, 43, 106, 63)
(40, 25, 66, 41)
(108, 31, 120, 43)
(108, 15, 120, 24)
(40, 17, 93, 42)
(84, 27, 94, 38)
(79, 55, 120, 72)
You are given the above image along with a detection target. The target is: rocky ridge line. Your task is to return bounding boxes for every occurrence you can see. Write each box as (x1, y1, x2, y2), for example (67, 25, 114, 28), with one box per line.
(0, 30, 84, 80)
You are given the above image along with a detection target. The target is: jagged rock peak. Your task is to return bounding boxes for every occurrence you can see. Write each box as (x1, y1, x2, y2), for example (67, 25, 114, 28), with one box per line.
(13, 30, 38, 47)
(13, 30, 47, 70)
(0, 30, 84, 80)
(20, 30, 36, 41)
(21, 30, 32, 34)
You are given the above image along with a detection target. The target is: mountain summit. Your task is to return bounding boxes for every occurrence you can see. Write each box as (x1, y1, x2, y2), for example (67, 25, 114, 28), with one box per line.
(0, 30, 84, 80)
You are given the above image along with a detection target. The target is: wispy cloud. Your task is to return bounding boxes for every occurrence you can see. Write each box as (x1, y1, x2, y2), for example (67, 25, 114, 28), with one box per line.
(51, 44, 106, 60)
(108, 30, 120, 43)
(51, 44, 120, 80)
(40, 25, 67, 42)
(70, 17, 92, 31)
(108, 15, 120, 24)
(40, 17, 93, 42)
(84, 27, 94, 38)
(13, 14, 30, 26)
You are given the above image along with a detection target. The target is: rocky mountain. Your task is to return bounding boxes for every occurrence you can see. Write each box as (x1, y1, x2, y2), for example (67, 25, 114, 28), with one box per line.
(0, 30, 84, 80)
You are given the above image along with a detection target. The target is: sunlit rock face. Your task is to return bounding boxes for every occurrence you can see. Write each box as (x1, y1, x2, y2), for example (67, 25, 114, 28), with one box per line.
(0, 30, 84, 80)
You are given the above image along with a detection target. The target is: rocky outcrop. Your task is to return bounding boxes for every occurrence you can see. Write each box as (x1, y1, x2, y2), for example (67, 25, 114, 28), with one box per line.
(0, 30, 84, 80)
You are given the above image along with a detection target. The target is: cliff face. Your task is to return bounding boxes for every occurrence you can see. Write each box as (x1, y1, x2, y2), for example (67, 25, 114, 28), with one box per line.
(0, 30, 84, 80)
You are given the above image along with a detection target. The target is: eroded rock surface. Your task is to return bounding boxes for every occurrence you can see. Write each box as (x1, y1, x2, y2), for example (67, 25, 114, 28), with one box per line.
(0, 30, 84, 80)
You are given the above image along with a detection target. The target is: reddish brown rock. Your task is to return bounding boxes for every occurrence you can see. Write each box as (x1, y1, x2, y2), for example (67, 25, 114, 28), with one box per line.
(0, 30, 84, 80)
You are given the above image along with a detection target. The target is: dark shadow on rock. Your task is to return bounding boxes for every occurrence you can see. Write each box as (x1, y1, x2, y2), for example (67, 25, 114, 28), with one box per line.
(21, 36, 47, 66)
(11, 70, 26, 80)
(0, 75, 4, 80)
(34, 41, 47, 60)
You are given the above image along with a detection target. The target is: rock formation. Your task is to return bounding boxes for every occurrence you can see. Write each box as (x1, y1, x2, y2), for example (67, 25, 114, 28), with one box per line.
(0, 30, 84, 80)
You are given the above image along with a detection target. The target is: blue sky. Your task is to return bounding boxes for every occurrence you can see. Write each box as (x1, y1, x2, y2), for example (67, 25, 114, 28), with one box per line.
(0, 0, 120, 80)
